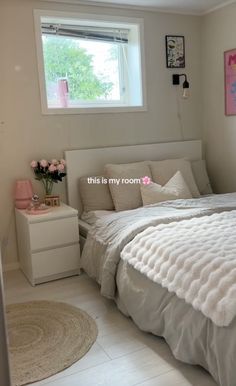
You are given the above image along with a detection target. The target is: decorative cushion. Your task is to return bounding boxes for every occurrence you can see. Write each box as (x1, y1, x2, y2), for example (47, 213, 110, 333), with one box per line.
(191, 160, 213, 195)
(141, 171, 192, 206)
(79, 176, 114, 212)
(104, 161, 152, 211)
(149, 158, 200, 198)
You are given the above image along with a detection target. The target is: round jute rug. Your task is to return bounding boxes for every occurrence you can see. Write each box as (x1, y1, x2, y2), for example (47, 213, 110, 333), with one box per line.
(6, 300, 98, 386)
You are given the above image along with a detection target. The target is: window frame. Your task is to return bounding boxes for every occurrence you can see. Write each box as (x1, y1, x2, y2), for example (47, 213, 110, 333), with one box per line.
(34, 9, 147, 115)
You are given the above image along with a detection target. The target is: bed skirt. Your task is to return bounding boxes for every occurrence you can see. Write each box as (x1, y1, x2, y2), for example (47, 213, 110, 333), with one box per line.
(116, 260, 236, 386)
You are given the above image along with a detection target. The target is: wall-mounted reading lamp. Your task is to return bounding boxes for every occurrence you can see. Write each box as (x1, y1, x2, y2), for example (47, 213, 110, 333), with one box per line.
(172, 74, 190, 99)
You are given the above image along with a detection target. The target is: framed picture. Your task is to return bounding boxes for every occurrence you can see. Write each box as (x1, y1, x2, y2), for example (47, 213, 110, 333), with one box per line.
(224, 49, 236, 115)
(165, 35, 185, 68)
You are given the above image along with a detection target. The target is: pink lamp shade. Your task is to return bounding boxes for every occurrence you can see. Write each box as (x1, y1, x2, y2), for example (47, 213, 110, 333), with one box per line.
(14, 180, 33, 209)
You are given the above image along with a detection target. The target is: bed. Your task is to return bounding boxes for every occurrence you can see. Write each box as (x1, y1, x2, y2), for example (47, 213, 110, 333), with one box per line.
(65, 140, 236, 386)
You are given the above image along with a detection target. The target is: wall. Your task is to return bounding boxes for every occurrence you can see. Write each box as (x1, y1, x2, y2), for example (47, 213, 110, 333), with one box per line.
(0, 0, 202, 267)
(0, 250, 11, 385)
(202, 3, 236, 193)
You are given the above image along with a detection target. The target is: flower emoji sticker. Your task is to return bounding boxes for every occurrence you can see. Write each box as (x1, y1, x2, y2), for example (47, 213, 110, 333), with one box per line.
(142, 176, 151, 185)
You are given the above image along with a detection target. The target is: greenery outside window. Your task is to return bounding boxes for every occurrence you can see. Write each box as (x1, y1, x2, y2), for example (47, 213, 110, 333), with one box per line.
(34, 10, 146, 114)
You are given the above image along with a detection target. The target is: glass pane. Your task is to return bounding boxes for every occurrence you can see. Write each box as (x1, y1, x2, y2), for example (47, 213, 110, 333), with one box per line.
(42, 35, 121, 108)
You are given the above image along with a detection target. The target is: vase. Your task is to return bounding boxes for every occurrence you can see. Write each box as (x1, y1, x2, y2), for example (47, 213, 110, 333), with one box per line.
(42, 180, 60, 206)
(44, 180, 54, 196)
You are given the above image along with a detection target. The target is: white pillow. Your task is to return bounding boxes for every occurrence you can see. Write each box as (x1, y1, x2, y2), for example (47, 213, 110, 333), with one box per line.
(149, 158, 200, 198)
(191, 160, 213, 195)
(104, 161, 152, 211)
(141, 171, 192, 206)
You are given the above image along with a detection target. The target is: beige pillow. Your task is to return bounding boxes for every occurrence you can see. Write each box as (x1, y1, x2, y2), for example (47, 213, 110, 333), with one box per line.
(191, 160, 213, 195)
(104, 161, 152, 211)
(141, 171, 192, 206)
(79, 176, 114, 212)
(149, 158, 200, 198)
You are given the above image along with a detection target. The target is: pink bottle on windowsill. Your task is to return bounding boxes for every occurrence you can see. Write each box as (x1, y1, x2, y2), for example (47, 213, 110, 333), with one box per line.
(58, 78, 69, 108)
(14, 180, 33, 209)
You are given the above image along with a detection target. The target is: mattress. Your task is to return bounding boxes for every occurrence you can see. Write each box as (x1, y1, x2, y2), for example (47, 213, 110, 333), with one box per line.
(78, 219, 91, 238)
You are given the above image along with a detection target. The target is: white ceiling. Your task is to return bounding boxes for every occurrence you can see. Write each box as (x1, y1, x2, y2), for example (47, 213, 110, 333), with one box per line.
(68, 0, 235, 14)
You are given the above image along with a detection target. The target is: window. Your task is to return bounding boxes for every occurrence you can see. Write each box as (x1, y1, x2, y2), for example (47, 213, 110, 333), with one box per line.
(34, 10, 146, 114)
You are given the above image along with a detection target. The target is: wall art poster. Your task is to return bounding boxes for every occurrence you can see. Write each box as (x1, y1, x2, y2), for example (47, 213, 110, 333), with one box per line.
(224, 49, 236, 115)
(165, 35, 185, 68)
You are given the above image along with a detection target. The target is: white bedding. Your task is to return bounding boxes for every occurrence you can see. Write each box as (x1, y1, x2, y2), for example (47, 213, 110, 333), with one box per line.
(121, 210, 236, 327)
(116, 260, 233, 386)
(81, 210, 114, 225)
(81, 193, 236, 386)
(81, 193, 236, 300)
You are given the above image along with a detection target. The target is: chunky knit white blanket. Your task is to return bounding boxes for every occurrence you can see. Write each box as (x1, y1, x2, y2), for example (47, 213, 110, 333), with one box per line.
(121, 210, 236, 327)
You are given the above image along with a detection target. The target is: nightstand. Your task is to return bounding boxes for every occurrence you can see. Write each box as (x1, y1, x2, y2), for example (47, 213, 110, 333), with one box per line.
(15, 203, 80, 286)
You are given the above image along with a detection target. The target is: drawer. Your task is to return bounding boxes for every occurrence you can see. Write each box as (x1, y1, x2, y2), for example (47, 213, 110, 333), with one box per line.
(29, 216, 79, 251)
(32, 244, 80, 279)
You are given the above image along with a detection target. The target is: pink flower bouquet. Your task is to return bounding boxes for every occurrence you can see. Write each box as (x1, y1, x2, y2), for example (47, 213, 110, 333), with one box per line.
(30, 159, 66, 195)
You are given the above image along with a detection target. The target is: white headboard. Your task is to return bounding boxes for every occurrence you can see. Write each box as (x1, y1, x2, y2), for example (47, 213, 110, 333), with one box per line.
(65, 140, 202, 214)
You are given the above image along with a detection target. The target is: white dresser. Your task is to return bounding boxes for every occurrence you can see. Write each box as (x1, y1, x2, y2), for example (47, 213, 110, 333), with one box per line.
(15, 204, 80, 286)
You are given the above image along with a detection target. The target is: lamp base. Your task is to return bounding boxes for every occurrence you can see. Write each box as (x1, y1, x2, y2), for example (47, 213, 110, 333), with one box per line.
(15, 198, 32, 209)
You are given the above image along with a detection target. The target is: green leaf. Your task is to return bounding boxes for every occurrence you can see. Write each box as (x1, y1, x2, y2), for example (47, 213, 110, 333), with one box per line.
(43, 36, 113, 101)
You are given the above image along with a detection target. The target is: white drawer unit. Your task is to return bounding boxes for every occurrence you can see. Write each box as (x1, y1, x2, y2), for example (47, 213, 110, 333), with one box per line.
(15, 204, 80, 286)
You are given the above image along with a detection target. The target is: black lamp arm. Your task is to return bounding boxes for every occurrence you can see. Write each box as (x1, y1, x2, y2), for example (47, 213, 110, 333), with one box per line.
(172, 73, 189, 87)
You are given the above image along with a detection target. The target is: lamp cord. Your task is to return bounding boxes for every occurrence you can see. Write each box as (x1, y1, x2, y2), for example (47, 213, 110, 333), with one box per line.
(175, 87, 185, 140)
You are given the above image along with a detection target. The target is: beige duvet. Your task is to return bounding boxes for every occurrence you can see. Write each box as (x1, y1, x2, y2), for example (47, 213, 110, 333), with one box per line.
(81, 193, 236, 386)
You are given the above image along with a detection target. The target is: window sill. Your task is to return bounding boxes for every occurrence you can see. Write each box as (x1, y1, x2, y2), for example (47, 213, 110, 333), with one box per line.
(41, 105, 147, 115)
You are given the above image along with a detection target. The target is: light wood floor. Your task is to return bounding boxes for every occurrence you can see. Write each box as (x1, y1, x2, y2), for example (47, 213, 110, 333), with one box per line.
(4, 270, 217, 386)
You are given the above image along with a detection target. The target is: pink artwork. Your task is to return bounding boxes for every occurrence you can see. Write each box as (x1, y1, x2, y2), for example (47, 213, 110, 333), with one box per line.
(224, 49, 236, 115)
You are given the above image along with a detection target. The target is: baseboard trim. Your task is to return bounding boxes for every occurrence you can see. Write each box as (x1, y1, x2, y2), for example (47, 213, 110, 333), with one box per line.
(3, 262, 20, 272)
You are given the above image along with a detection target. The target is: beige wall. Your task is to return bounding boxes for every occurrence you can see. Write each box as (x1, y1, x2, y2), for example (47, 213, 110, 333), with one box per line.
(0, 0, 202, 267)
(202, 3, 236, 193)
(0, 249, 11, 385)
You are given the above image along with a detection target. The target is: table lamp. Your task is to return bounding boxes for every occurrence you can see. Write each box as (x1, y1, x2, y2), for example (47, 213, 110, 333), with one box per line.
(14, 180, 33, 209)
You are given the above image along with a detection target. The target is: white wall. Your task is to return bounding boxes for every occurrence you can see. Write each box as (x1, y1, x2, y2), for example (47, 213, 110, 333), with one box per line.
(0, 0, 202, 267)
(202, 3, 236, 193)
(0, 249, 11, 385)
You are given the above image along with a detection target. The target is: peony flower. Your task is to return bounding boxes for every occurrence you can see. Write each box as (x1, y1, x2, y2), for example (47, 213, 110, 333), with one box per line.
(30, 158, 66, 196)
(40, 159, 48, 168)
(48, 164, 57, 172)
(57, 163, 65, 172)
(60, 159, 66, 165)
(30, 160, 37, 168)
